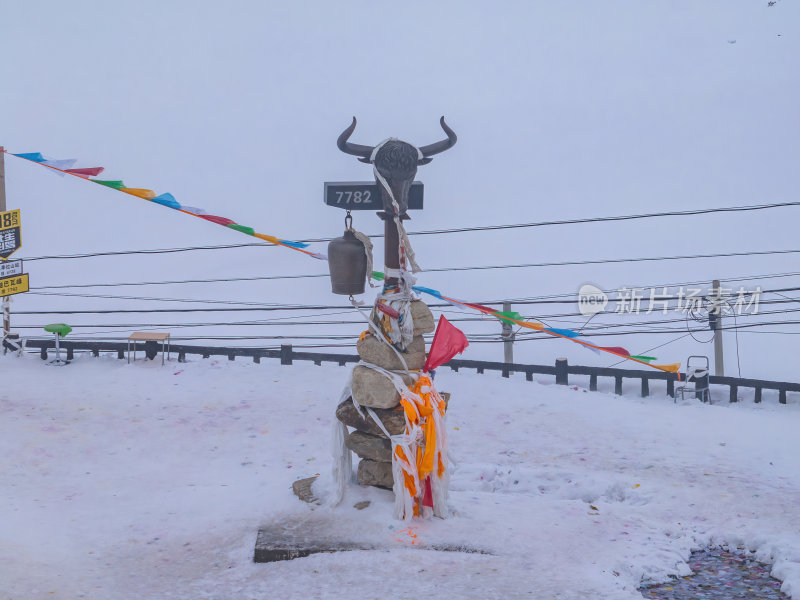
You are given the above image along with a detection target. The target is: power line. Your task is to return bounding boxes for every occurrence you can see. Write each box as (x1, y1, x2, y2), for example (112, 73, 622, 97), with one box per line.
(10, 297, 787, 318)
(420, 249, 800, 273)
(30, 197, 800, 261)
(501, 270, 800, 303)
(606, 333, 694, 367)
(18, 198, 800, 262)
(301, 199, 800, 241)
(31, 273, 329, 290)
(21, 243, 278, 262)
(17, 290, 797, 321)
(25, 290, 334, 306)
(25, 250, 800, 294)
(16, 314, 800, 334)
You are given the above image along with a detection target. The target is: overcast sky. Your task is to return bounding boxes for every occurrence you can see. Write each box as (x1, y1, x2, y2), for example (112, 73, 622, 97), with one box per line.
(2, 1, 798, 379)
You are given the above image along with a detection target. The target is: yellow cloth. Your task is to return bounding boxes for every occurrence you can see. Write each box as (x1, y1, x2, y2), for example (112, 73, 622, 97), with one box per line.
(254, 233, 280, 244)
(394, 374, 447, 517)
(120, 188, 156, 200)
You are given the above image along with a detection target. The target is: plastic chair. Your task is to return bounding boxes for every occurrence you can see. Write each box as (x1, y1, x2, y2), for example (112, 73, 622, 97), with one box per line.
(44, 323, 72, 366)
(675, 355, 710, 403)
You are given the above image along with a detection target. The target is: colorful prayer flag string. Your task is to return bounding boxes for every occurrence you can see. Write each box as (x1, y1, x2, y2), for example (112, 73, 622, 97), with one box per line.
(5, 149, 316, 258)
(410, 285, 680, 373)
(4, 148, 679, 372)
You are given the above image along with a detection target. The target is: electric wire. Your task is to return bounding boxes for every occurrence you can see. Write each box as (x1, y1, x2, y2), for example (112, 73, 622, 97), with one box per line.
(19, 198, 800, 262)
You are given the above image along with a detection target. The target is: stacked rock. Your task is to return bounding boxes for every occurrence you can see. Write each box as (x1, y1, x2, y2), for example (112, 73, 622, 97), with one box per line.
(336, 299, 436, 490)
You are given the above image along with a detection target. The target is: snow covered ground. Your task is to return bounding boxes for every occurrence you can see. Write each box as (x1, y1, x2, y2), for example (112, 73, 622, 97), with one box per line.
(1, 352, 799, 600)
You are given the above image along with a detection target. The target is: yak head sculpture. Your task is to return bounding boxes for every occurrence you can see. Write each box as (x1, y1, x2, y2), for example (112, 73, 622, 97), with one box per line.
(336, 117, 457, 216)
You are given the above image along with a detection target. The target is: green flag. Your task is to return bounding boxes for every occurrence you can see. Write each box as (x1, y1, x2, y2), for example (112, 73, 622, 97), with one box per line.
(493, 311, 524, 323)
(227, 224, 255, 235)
(92, 180, 126, 189)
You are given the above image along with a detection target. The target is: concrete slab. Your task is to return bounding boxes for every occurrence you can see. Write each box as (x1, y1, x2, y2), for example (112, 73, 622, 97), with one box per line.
(254, 516, 491, 563)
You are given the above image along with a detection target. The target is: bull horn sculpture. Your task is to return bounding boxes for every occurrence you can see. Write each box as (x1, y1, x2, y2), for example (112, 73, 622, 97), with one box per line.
(336, 116, 457, 165)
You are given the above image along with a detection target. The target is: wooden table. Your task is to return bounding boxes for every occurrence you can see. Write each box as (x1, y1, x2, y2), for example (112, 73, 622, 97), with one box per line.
(127, 332, 171, 365)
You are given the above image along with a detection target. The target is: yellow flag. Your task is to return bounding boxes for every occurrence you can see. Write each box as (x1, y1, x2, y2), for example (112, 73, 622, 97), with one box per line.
(120, 188, 156, 200)
(653, 363, 682, 373)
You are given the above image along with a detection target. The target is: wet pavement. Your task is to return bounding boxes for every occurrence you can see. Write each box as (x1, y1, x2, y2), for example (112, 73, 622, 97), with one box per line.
(640, 549, 787, 599)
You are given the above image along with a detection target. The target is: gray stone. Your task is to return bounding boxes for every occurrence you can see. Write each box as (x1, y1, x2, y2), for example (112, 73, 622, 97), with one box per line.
(291, 476, 319, 504)
(410, 300, 435, 334)
(351, 365, 413, 409)
(356, 459, 394, 489)
(353, 500, 371, 510)
(346, 430, 392, 462)
(336, 398, 406, 437)
(357, 333, 426, 371)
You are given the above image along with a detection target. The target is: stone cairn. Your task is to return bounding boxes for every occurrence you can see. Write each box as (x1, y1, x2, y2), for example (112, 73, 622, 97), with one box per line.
(335, 299, 439, 490)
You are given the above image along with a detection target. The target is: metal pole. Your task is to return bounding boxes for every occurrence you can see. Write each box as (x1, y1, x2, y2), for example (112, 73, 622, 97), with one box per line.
(0, 146, 6, 209)
(0, 146, 10, 353)
(380, 212, 402, 290)
(502, 301, 514, 364)
(712, 279, 724, 376)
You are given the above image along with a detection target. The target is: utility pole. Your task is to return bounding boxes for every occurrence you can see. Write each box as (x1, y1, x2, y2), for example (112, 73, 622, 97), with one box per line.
(502, 300, 514, 364)
(710, 279, 724, 376)
(0, 146, 9, 353)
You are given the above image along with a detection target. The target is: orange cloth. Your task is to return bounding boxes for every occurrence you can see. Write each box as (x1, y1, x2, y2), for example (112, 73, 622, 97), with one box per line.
(395, 374, 447, 517)
(254, 232, 280, 244)
(121, 187, 156, 199)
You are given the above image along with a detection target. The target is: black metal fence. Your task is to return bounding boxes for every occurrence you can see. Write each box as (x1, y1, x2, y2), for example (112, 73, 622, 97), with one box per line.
(7, 338, 797, 405)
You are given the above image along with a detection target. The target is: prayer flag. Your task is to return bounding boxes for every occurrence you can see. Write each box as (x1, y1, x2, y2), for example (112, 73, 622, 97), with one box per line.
(152, 193, 181, 209)
(424, 315, 469, 372)
(66, 167, 105, 177)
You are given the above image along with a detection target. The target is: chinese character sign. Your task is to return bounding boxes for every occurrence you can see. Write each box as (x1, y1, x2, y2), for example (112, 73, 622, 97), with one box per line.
(0, 273, 29, 297)
(0, 209, 22, 259)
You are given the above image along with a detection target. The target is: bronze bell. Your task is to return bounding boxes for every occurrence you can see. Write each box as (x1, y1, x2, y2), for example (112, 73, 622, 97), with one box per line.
(328, 229, 367, 295)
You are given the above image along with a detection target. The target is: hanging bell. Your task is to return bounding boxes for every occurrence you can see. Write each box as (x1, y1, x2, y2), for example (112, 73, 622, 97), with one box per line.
(328, 229, 367, 295)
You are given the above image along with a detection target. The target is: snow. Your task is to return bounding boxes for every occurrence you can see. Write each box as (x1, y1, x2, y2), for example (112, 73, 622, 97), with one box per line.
(1, 352, 799, 599)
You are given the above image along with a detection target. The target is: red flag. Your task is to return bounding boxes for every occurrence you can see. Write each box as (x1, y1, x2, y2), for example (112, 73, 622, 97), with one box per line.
(423, 315, 469, 372)
(422, 477, 434, 508)
(200, 214, 236, 226)
(66, 167, 105, 177)
(463, 302, 495, 314)
(598, 346, 629, 356)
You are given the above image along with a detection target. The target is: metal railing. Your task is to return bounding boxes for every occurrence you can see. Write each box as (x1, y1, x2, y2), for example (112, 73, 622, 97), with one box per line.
(7, 338, 797, 404)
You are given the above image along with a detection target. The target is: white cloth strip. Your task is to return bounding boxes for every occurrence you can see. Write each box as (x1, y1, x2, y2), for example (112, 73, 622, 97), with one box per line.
(350, 228, 377, 287)
(349, 297, 411, 374)
(42, 158, 78, 170)
(394, 216, 421, 273)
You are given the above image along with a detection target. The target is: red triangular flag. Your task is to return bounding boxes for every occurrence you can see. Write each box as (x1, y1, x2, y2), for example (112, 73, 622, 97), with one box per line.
(65, 167, 105, 177)
(422, 477, 434, 508)
(599, 346, 629, 357)
(200, 214, 236, 226)
(423, 315, 469, 372)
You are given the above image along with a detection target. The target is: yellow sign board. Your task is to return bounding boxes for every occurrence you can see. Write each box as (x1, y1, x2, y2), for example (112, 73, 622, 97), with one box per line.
(0, 209, 21, 230)
(0, 273, 29, 297)
(0, 209, 22, 259)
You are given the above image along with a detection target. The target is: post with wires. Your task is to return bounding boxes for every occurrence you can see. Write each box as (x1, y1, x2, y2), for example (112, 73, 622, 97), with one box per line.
(709, 279, 725, 376)
(1, 147, 9, 351)
(320, 117, 459, 519)
(502, 300, 515, 365)
(0, 147, 30, 354)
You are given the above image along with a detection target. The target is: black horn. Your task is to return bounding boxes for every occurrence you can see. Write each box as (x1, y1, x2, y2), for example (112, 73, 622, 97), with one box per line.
(337, 117, 374, 161)
(418, 116, 457, 158)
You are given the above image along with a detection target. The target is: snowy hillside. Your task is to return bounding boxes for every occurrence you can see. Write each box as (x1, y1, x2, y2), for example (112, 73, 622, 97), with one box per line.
(2, 354, 798, 599)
